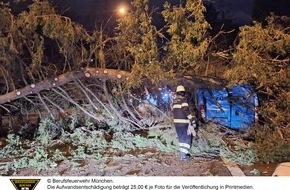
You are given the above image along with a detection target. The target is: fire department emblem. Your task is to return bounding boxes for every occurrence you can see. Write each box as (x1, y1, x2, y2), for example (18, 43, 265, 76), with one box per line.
(10, 179, 40, 190)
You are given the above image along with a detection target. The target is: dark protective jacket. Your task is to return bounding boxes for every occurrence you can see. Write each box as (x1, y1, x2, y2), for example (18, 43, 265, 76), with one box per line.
(172, 95, 195, 126)
(172, 95, 196, 157)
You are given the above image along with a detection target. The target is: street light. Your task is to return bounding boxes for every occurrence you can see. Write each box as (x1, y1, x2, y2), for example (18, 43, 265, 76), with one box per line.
(118, 6, 127, 15)
(119, 7, 125, 14)
(114, 4, 129, 18)
(102, 5, 128, 30)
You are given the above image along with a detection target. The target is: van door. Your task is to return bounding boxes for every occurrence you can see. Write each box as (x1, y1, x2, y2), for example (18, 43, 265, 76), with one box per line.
(203, 89, 231, 127)
(229, 84, 258, 129)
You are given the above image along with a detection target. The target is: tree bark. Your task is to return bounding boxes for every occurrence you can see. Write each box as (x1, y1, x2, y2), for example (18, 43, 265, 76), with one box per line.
(0, 66, 225, 105)
(0, 67, 131, 105)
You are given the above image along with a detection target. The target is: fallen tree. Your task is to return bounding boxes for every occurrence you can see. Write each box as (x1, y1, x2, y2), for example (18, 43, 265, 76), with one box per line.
(0, 67, 130, 105)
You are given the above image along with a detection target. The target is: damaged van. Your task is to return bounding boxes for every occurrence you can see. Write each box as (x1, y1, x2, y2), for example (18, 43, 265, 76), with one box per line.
(195, 84, 259, 130)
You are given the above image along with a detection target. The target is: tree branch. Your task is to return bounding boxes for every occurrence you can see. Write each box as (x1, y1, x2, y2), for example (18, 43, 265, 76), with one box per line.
(0, 67, 131, 105)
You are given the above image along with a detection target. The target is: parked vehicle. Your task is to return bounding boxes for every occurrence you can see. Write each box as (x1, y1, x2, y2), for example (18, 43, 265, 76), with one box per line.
(272, 162, 290, 176)
(195, 84, 258, 130)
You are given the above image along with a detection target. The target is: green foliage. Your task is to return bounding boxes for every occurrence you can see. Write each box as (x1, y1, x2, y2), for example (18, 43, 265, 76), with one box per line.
(51, 149, 66, 161)
(192, 124, 257, 165)
(220, 143, 257, 165)
(111, 132, 135, 151)
(191, 125, 223, 155)
(116, 0, 163, 87)
(16, 0, 90, 70)
(0, 2, 11, 35)
(35, 117, 57, 147)
(2, 157, 29, 172)
(250, 168, 261, 175)
(27, 148, 55, 172)
(132, 135, 152, 149)
(0, 134, 25, 158)
(68, 128, 88, 146)
(110, 128, 179, 152)
(133, 133, 178, 152)
(69, 116, 79, 131)
(65, 128, 108, 157)
(85, 132, 108, 155)
(252, 125, 290, 163)
(71, 146, 87, 159)
(147, 128, 179, 152)
(161, 0, 211, 73)
(0, 0, 101, 95)
(2, 148, 56, 173)
(226, 15, 289, 128)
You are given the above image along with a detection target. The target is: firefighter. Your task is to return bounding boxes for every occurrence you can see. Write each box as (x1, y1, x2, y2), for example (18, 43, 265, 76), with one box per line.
(172, 85, 197, 161)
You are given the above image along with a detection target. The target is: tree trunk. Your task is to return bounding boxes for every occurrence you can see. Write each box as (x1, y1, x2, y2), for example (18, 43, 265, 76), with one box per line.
(0, 67, 131, 105)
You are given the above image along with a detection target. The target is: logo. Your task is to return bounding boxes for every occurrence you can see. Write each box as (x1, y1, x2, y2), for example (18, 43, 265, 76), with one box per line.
(10, 179, 40, 190)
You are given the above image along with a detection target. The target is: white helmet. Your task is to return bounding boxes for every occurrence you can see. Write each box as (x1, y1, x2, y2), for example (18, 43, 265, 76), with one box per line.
(176, 85, 185, 92)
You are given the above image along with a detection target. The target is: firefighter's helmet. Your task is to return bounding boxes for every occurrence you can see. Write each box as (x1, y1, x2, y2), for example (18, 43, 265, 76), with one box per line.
(176, 85, 185, 92)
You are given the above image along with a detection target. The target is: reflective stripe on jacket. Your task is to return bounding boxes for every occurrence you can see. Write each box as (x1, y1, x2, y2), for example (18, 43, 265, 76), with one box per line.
(172, 95, 195, 125)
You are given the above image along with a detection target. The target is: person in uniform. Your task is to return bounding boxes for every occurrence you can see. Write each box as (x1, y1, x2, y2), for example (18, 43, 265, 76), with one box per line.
(172, 85, 197, 161)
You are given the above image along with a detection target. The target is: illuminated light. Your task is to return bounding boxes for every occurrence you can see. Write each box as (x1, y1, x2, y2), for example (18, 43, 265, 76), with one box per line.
(104, 70, 108, 74)
(53, 83, 56, 86)
(126, 77, 129, 80)
(117, 4, 128, 16)
(30, 84, 35, 88)
(119, 7, 126, 14)
(96, 70, 99, 73)
(16, 91, 21, 96)
(54, 77, 58, 81)
(117, 74, 122, 79)
(85, 72, 91, 77)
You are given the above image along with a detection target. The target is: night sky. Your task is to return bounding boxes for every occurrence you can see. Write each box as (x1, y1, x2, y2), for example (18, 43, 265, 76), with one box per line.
(52, 0, 290, 30)
(49, 0, 254, 31)
(214, 0, 254, 24)
(3, 0, 255, 31)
